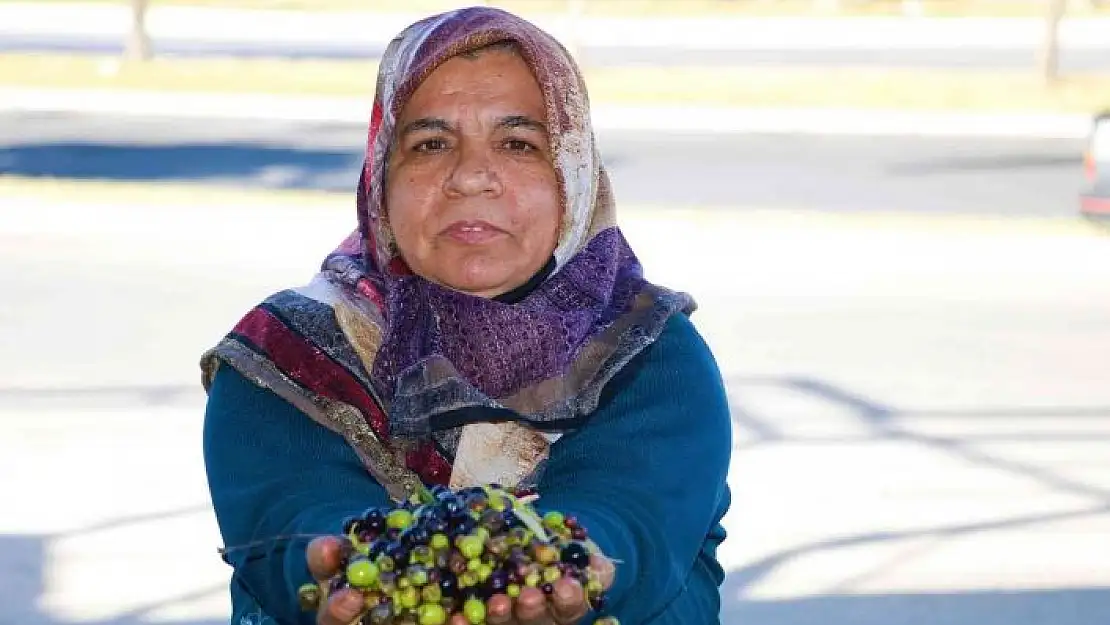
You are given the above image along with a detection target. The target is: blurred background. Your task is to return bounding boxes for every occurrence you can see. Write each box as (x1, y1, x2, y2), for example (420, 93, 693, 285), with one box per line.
(2, 1, 1109, 624)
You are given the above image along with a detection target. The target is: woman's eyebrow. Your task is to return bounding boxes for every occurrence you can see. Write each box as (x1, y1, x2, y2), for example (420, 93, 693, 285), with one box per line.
(497, 115, 547, 133)
(398, 117, 454, 137)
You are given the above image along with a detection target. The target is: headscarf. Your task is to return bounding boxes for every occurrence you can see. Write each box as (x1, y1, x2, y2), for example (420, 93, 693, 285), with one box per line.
(200, 6, 694, 502)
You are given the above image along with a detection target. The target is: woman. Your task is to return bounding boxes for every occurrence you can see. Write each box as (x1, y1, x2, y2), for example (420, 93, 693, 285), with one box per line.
(201, 7, 732, 625)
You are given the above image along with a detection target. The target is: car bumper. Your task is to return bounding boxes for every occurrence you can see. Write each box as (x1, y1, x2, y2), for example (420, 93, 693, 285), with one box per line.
(1080, 194, 1110, 217)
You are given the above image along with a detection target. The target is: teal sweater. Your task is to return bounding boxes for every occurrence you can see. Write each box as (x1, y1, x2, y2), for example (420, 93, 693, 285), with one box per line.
(202, 314, 732, 625)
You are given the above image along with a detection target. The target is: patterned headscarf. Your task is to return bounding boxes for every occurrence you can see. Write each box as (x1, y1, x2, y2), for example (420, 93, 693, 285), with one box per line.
(200, 6, 693, 501)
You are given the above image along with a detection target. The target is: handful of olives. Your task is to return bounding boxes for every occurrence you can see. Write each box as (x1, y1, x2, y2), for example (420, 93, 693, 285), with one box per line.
(297, 484, 618, 625)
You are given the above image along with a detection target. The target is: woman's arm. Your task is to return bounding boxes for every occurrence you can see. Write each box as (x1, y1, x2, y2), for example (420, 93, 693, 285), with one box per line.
(203, 365, 394, 625)
(536, 314, 733, 624)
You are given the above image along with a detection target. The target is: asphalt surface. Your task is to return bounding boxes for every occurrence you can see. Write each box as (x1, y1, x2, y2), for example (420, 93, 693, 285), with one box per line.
(0, 111, 1090, 218)
(2, 197, 1109, 625)
(1, 34, 1108, 71)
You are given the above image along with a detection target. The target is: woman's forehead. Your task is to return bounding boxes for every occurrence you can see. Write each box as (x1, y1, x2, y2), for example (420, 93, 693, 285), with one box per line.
(399, 49, 545, 123)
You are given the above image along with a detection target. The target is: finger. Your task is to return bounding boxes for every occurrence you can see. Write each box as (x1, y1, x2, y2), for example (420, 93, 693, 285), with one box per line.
(318, 589, 363, 625)
(590, 554, 616, 591)
(307, 536, 346, 581)
(549, 577, 588, 624)
(514, 586, 553, 625)
(486, 594, 515, 625)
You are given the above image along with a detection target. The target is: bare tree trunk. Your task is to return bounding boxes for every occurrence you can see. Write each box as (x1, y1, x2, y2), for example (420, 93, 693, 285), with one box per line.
(124, 0, 152, 61)
(1038, 0, 1067, 83)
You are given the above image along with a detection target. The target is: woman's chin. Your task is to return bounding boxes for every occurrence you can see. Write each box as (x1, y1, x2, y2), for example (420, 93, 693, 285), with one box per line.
(425, 253, 520, 298)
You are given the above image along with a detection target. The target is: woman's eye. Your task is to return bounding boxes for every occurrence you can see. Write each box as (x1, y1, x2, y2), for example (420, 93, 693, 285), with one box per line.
(414, 138, 448, 153)
(504, 139, 537, 153)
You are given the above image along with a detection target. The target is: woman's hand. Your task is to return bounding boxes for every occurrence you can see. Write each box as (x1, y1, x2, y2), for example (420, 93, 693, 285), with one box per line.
(486, 553, 614, 625)
(307, 536, 363, 625)
(305, 536, 615, 625)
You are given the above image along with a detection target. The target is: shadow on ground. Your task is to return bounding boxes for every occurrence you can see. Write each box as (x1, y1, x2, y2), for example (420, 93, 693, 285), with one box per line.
(719, 584, 1110, 625)
(8, 523, 1109, 625)
(719, 375, 1110, 624)
(0, 142, 363, 191)
(1, 508, 229, 625)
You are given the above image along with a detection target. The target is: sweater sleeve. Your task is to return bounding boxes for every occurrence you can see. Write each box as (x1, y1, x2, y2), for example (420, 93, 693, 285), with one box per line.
(202, 364, 394, 625)
(535, 314, 733, 625)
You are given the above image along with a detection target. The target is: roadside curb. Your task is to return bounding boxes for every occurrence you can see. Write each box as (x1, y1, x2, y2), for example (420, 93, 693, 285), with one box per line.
(0, 87, 1094, 139)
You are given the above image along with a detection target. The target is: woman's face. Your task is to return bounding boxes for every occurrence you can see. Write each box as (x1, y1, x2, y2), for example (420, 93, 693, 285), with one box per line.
(386, 47, 562, 299)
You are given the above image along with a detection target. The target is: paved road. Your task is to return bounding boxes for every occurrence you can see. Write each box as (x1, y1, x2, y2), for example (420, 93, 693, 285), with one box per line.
(1, 196, 1109, 625)
(2, 33, 1109, 71)
(0, 111, 1089, 218)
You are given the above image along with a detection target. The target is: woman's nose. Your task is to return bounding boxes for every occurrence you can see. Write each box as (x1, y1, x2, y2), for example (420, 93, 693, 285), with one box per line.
(444, 144, 503, 197)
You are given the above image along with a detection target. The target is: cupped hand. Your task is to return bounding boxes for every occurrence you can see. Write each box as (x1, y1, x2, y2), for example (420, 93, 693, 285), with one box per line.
(305, 537, 615, 625)
(485, 554, 615, 625)
(307, 536, 363, 625)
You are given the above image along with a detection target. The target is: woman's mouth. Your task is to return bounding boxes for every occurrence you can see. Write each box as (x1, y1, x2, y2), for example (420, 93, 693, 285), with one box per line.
(441, 220, 506, 244)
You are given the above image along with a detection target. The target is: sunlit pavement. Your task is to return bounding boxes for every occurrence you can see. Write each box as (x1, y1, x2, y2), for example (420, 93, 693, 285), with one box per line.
(3, 192, 1109, 625)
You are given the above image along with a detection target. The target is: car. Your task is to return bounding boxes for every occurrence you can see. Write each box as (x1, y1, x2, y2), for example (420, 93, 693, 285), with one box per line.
(1080, 111, 1110, 219)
